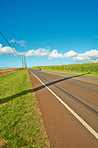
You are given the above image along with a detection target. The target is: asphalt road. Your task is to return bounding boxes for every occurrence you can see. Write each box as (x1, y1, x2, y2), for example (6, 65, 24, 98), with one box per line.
(29, 69, 98, 148)
(42, 70, 98, 85)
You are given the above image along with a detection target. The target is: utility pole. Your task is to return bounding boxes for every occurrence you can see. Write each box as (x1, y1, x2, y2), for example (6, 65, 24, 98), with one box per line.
(22, 55, 23, 68)
(24, 55, 27, 68)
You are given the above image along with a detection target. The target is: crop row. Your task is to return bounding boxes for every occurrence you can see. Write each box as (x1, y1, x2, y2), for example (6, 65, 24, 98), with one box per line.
(0, 68, 23, 73)
(33, 62, 98, 73)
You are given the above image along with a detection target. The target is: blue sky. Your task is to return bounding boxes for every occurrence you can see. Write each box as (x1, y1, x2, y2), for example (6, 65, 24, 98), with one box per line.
(0, 0, 98, 68)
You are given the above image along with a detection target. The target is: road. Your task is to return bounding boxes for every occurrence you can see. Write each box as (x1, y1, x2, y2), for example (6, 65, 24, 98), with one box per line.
(29, 69, 98, 148)
(42, 70, 98, 84)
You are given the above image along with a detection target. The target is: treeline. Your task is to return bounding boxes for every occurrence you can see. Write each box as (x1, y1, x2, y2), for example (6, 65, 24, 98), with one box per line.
(33, 62, 98, 73)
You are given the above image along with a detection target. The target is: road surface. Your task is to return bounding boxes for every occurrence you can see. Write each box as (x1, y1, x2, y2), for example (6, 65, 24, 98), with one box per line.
(29, 69, 98, 148)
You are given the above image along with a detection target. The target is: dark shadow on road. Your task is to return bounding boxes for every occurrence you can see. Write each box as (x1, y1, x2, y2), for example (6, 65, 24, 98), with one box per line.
(81, 72, 90, 75)
(32, 71, 92, 92)
(31, 72, 98, 115)
(0, 89, 33, 105)
(33, 74, 84, 92)
(0, 72, 90, 105)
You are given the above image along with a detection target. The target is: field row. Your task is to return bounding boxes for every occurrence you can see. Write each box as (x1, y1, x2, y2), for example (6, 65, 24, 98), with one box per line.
(33, 62, 98, 73)
(0, 68, 24, 76)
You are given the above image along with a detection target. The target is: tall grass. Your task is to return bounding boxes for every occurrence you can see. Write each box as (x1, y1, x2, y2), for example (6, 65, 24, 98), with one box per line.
(33, 62, 98, 73)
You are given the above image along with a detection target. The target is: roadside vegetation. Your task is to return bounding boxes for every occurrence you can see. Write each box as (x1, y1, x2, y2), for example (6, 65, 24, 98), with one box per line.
(0, 69, 50, 147)
(33, 62, 98, 77)
(0, 68, 24, 77)
(0, 68, 23, 73)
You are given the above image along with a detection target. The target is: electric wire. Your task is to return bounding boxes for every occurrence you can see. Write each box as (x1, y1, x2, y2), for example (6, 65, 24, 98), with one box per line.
(0, 1, 27, 67)
(0, 9, 14, 40)
(13, 0, 26, 55)
(9, 0, 20, 39)
(13, 0, 22, 40)
(13, 0, 27, 68)
(0, 20, 11, 40)
(0, 31, 22, 61)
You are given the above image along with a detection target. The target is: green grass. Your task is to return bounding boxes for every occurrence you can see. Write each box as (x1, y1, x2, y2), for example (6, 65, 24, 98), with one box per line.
(40, 68, 98, 77)
(33, 62, 98, 77)
(0, 69, 50, 148)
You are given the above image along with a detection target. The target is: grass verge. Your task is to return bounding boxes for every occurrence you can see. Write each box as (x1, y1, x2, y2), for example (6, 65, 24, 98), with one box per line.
(33, 62, 98, 77)
(0, 69, 50, 148)
(38, 68, 98, 77)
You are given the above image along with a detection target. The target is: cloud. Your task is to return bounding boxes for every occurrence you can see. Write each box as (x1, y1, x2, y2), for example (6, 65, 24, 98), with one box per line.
(64, 50, 77, 58)
(0, 44, 25, 56)
(26, 48, 50, 57)
(48, 57, 53, 60)
(26, 48, 64, 59)
(9, 39, 26, 46)
(0, 44, 16, 55)
(0, 43, 98, 63)
(49, 49, 64, 59)
(73, 49, 98, 62)
(25, 48, 98, 63)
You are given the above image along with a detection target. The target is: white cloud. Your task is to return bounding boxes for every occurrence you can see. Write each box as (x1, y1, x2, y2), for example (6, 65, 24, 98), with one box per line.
(48, 57, 52, 60)
(26, 48, 50, 57)
(9, 39, 26, 46)
(0, 44, 16, 55)
(9, 39, 15, 43)
(73, 49, 98, 62)
(49, 49, 64, 59)
(64, 50, 77, 58)
(0, 44, 2, 48)
(0, 43, 98, 63)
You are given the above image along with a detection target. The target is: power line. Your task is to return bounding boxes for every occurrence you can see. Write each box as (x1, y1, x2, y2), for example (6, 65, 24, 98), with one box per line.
(0, 31, 22, 61)
(0, 9, 14, 40)
(24, 55, 27, 68)
(9, 0, 20, 38)
(22, 55, 23, 68)
(0, 1, 26, 67)
(0, 1, 27, 67)
(0, 19, 11, 40)
(13, 0, 22, 40)
(13, 0, 26, 53)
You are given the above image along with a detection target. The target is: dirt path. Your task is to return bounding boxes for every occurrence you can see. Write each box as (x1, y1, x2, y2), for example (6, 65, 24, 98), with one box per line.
(28, 70, 98, 148)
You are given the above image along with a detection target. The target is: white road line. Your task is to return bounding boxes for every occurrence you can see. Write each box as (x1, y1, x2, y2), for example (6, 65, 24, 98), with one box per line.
(29, 70, 98, 140)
